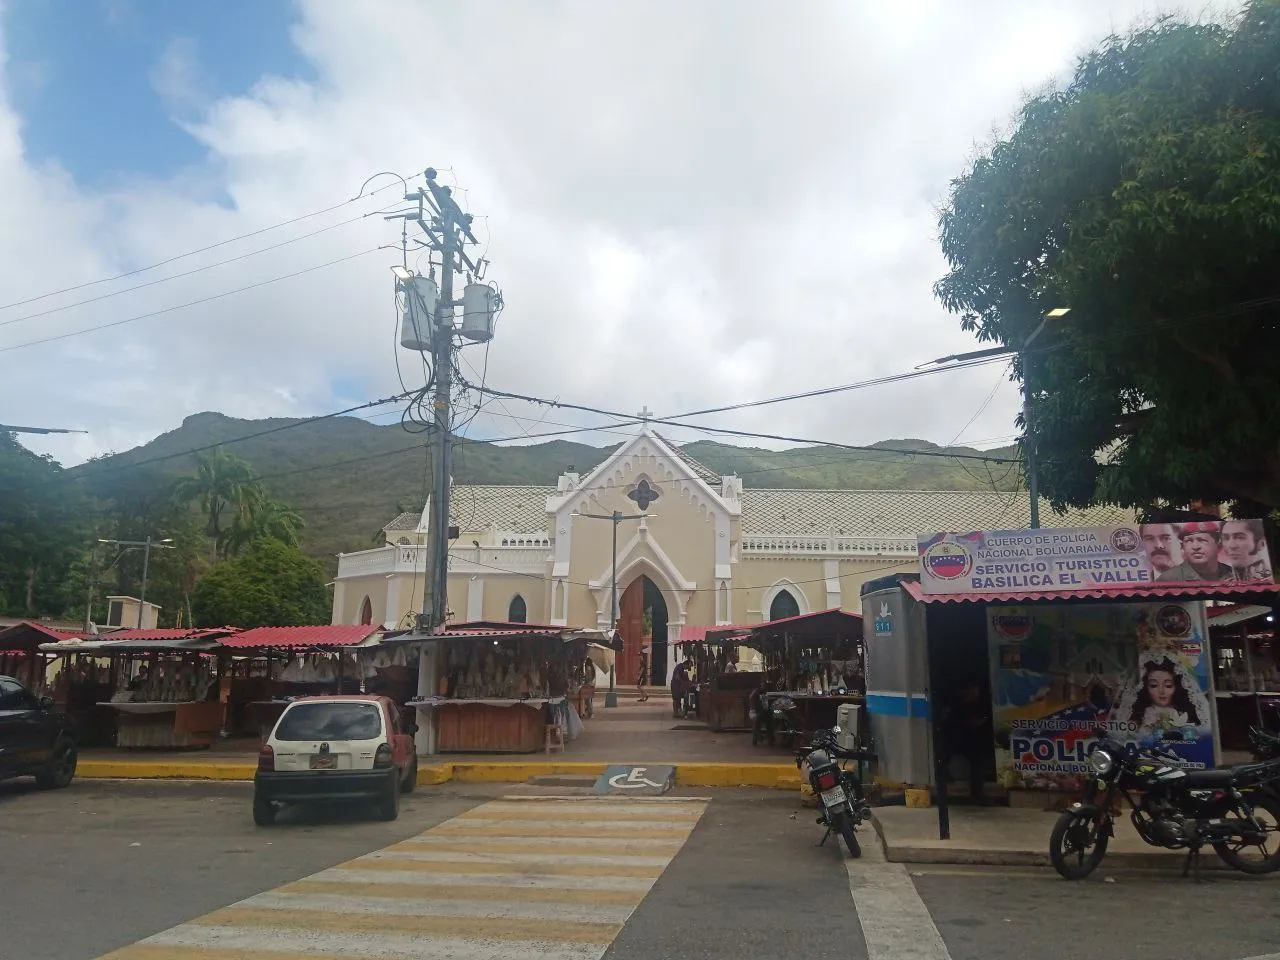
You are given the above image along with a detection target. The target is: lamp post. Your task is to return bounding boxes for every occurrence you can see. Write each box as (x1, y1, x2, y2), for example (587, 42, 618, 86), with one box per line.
(98, 536, 174, 627)
(920, 307, 1070, 529)
(573, 510, 652, 708)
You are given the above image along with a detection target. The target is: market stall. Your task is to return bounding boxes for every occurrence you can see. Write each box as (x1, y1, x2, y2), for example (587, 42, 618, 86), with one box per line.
(0, 620, 77, 693)
(865, 518, 1280, 839)
(216, 624, 399, 739)
(673, 625, 758, 729)
(40, 629, 234, 749)
(402, 621, 613, 755)
(707, 610, 864, 743)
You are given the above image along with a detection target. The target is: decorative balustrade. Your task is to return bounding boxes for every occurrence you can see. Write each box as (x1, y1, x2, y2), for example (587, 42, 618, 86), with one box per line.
(739, 534, 918, 557)
(337, 544, 550, 579)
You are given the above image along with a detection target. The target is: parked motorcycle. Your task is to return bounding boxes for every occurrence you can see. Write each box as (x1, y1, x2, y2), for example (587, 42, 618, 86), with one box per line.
(1049, 726, 1280, 880)
(795, 726, 871, 858)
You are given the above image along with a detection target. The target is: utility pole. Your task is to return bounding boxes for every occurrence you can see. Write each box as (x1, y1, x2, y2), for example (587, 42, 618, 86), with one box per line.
(97, 536, 174, 628)
(575, 510, 651, 707)
(918, 307, 1070, 530)
(389, 168, 498, 633)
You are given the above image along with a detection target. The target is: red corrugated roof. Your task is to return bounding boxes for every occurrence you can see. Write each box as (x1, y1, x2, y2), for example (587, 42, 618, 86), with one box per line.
(676, 624, 752, 645)
(95, 627, 233, 642)
(444, 620, 563, 633)
(220, 624, 379, 648)
(903, 579, 1279, 605)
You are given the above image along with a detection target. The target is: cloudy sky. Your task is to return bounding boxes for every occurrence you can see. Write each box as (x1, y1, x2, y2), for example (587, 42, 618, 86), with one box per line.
(1, 0, 1196, 467)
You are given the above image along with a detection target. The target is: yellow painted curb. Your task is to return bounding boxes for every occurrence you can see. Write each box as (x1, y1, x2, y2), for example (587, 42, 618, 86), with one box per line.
(675, 762, 800, 789)
(78, 760, 257, 781)
(77, 758, 803, 791)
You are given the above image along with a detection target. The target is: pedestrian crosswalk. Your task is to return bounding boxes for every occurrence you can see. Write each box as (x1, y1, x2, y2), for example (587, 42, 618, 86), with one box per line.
(98, 796, 709, 960)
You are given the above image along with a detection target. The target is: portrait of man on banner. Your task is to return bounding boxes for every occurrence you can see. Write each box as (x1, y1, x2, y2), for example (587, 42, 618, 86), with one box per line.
(1143, 520, 1274, 584)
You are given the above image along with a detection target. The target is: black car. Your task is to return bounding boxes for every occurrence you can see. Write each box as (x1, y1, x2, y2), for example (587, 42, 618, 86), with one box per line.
(0, 675, 77, 788)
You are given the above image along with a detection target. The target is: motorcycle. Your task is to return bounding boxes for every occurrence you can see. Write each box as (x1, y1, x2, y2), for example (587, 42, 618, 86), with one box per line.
(1049, 726, 1280, 880)
(795, 726, 872, 858)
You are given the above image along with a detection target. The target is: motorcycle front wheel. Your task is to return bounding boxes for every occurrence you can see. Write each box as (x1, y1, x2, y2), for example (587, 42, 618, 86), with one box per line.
(832, 810, 861, 858)
(1214, 794, 1280, 874)
(1049, 808, 1109, 880)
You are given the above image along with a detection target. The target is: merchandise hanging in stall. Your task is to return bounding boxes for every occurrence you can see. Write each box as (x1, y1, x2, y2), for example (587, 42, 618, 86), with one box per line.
(399, 621, 614, 755)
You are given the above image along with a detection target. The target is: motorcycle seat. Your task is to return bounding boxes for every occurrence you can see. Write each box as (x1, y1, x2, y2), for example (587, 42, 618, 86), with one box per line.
(1183, 769, 1235, 788)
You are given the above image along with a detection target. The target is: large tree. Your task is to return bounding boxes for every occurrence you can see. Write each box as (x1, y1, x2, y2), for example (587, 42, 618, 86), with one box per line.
(935, 2, 1280, 513)
(190, 538, 330, 628)
(172, 448, 265, 559)
(0, 433, 94, 617)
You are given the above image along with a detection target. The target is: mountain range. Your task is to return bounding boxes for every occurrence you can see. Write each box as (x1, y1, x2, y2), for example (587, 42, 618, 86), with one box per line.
(69, 412, 1020, 565)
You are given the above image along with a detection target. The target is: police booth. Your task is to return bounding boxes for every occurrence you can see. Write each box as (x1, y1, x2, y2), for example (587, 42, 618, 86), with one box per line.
(861, 520, 1279, 840)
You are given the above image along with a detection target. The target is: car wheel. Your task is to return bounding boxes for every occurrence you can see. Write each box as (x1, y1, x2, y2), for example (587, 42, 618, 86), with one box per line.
(400, 754, 418, 794)
(35, 737, 77, 789)
(377, 777, 400, 821)
(253, 793, 277, 827)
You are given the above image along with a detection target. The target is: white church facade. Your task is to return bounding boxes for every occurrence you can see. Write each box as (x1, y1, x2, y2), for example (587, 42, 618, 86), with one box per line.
(331, 429, 1130, 684)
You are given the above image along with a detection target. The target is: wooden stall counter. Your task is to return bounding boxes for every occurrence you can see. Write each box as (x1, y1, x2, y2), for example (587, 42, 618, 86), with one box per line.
(410, 697, 563, 754)
(100, 700, 224, 749)
(703, 671, 763, 731)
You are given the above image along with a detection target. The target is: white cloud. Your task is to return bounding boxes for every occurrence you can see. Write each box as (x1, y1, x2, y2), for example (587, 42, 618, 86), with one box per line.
(0, 0, 1197, 469)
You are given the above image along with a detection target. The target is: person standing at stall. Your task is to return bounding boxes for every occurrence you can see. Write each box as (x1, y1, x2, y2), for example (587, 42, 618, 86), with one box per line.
(671, 658, 691, 717)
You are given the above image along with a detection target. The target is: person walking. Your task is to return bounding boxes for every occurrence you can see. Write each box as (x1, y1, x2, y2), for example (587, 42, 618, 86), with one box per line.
(636, 646, 650, 702)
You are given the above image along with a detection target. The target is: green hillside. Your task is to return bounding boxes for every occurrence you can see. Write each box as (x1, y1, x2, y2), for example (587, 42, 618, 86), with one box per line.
(68, 412, 1019, 565)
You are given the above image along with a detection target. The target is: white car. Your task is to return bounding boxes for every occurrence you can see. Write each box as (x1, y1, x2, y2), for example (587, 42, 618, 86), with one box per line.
(252, 695, 418, 826)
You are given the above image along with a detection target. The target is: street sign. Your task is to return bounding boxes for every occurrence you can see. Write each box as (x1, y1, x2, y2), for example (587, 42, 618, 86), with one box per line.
(593, 764, 675, 796)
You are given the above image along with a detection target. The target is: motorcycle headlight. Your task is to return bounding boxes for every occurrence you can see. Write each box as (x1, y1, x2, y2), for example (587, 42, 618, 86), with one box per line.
(1091, 748, 1114, 775)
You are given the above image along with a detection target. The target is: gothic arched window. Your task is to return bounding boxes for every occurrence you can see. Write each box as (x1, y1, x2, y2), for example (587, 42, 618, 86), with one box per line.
(508, 595, 528, 624)
(769, 589, 800, 621)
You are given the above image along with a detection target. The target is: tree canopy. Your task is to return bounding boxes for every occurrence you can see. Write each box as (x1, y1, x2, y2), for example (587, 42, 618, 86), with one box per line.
(190, 538, 330, 628)
(935, 1, 1280, 513)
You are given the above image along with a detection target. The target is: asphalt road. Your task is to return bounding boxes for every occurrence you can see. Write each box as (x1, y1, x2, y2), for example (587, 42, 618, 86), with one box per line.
(0, 777, 483, 960)
(4, 779, 1279, 960)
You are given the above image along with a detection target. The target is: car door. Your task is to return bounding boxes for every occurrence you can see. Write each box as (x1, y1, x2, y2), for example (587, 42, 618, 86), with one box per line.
(383, 701, 413, 771)
(0, 678, 41, 774)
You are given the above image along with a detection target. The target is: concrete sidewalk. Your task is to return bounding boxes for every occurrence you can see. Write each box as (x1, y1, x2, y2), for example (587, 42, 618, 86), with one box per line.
(872, 803, 1240, 872)
(76, 698, 802, 789)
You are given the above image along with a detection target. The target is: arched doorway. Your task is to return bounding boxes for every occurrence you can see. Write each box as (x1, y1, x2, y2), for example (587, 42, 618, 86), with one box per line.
(359, 596, 373, 626)
(769, 589, 800, 621)
(617, 575, 669, 685)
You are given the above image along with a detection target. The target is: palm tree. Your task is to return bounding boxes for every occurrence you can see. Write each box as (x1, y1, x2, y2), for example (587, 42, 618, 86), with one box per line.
(225, 499, 306, 556)
(172, 448, 264, 560)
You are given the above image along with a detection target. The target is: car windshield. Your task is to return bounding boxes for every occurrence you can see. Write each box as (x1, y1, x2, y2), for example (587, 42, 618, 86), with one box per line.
(274, 702, 382, 741)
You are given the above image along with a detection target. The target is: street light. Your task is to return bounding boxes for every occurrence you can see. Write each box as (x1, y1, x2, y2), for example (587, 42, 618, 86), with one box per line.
(920, 307, 1071, 529)
(571, 510, 656, 708)
(98, 536, 175, 628)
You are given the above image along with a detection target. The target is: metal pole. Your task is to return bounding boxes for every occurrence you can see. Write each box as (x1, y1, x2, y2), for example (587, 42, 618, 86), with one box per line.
(84, 544, 97, 633)
(422, 204, 456, 631)
(1024, 352, 1040, 530)
(606, 513, 620, 708)
(137, 536, 152, 629)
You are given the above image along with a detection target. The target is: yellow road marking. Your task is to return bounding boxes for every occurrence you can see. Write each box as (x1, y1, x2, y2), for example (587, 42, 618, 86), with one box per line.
(427, 823, 689, 839)
(385, 837, 682, 857)
(280, 878, 644, 905)
(342, 854, 664, 878)
(194, 906, 620, 944)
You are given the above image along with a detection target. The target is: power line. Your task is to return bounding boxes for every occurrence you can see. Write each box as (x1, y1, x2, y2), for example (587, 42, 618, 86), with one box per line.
(0, 213, 373, 329)
(458, 379, 1021, 465)
(0, 173, 418, 313)
(0, 248, 381, 353)
(65, 389, 418, 483)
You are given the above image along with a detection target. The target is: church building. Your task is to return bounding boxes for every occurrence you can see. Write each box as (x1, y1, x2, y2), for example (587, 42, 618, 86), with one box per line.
(331, 429, 1129, 685)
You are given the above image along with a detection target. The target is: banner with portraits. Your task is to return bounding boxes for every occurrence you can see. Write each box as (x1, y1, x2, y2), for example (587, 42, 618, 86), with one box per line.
(918, 520, 1273, 596)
